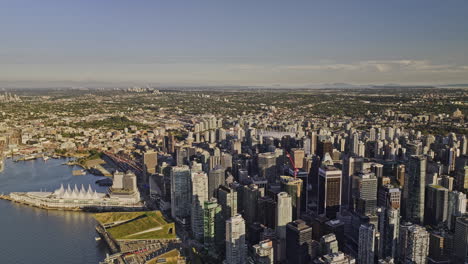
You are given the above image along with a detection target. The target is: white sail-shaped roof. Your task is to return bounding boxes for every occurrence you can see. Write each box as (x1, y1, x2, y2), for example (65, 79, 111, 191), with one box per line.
(54, 184, 65, 196)
(63, 189, 71, 199)
(86, 185, 93, 199)
(78, 185, 86, 199)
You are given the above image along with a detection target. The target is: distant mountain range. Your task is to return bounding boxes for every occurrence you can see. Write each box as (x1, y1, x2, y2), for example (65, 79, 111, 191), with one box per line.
(1, 80, 467, 90)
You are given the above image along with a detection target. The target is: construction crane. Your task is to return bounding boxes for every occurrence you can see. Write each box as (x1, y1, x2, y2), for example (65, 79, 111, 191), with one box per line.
(285, 151, 299, 178)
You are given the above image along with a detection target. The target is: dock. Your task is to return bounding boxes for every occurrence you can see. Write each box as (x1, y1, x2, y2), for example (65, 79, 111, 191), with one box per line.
(0, 194, 12, 201)
(92, 164, 112, 177)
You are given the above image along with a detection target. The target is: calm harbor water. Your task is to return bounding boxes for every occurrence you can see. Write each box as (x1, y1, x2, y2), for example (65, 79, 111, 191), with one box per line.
(0, 158, 110, 264)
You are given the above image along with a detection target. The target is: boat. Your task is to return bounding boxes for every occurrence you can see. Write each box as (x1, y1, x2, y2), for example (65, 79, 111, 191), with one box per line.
(72, 169, 86, 176)
(43, 156, 50, 161)
(23, 155, 36, 161)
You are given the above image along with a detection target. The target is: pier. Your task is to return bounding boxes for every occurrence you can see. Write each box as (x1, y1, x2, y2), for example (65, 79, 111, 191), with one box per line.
(0, 194, 12, 201)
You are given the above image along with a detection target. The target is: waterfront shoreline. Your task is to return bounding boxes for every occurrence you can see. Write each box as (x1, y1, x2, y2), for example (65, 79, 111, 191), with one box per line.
(1, 194, 145, 212)
(0, 156, 111, 263)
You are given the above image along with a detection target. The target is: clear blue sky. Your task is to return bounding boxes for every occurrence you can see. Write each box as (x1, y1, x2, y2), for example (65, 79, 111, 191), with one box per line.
(1, 0, 468, 87)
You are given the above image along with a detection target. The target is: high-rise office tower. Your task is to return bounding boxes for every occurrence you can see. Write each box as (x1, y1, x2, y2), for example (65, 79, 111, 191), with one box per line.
(378, 184, 401, 210)
(218, 185, 238, 245)
(303, 155, 313, 175)
(209, 155, 221, 171)
(165, 133, 175, 154)
(203, 198, 222, 245)
(286, 219, 314, 264)
(217, 127, 227, 142)
(406, 141, 422, 157)
(280, 176, 303, 220)
(405, 155, 427, 224)
(252, 239, 274, 264)
(317, 140, 333, 160)
(461, 135, 468, 155)
(350, 132, 359, 156)
(371, 163, 384, 178)
(439, 175, 454, 191)
(447, 191, 466, 230)
(454, 217, 468, 263)
(291, 148, 305, 169)
(226, 214, 247, 264)
(221, 153, 233, 170)
(204, 130, 210, 143)
(175, 147, 188, 166)
(218, 185, 238, 221)
(395, 164, 405, 188)
(258, 152, 278, 183)
(209, 129, 216, 143)
(310, 131, 317, 155)
(378, 207, 400, 259)
(208, 166, 225, 198)
(339, 138, 346, 152)
(445, 147, 456, 173)
(191, 171, 209, 241)
(398, 222, 429, 264)
(276, 192, 292, 262)
(242, 184, 264, 225)
(232, 140, 242, 155)
(352, 171, 378, 215)
(424, 134, 435, 148)
(428, 231, 452, 263)
(191, 160, 203, 172)
(369, 127, 376, 141)
(310, 154, 322, 209)
(170, 165, 192, 224)
(257, 196, 276, 228)
(342, 155, 364, 210)
(357, 141, 366, 157)
(318, 164, 342, 219)
(304, 137, 311, 155)
(358, 224, 376, 264)
(143, 150, 158, 174)
(455, 155, 468, 192)
(379, 128, 386, 141)
(316, 252, 356, 263)
(320, 233, 339, 255)
(238, 168, 249, 184)
(325, 220, 345, 250)
(247, 223, 263, 248)
(424, 184, 448, 226)
(158, 163, 172, 201)
(387, 127, 395, 141)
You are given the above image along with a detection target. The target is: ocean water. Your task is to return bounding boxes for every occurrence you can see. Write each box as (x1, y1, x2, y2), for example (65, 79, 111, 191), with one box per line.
(0, 158, 110, 264)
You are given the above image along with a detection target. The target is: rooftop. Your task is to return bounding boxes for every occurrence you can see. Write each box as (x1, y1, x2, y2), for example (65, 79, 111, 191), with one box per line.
(94, 211, 176, 240)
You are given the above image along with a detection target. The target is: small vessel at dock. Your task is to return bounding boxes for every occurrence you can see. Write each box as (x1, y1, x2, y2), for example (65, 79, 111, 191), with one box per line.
(72, 169, 86, 176)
